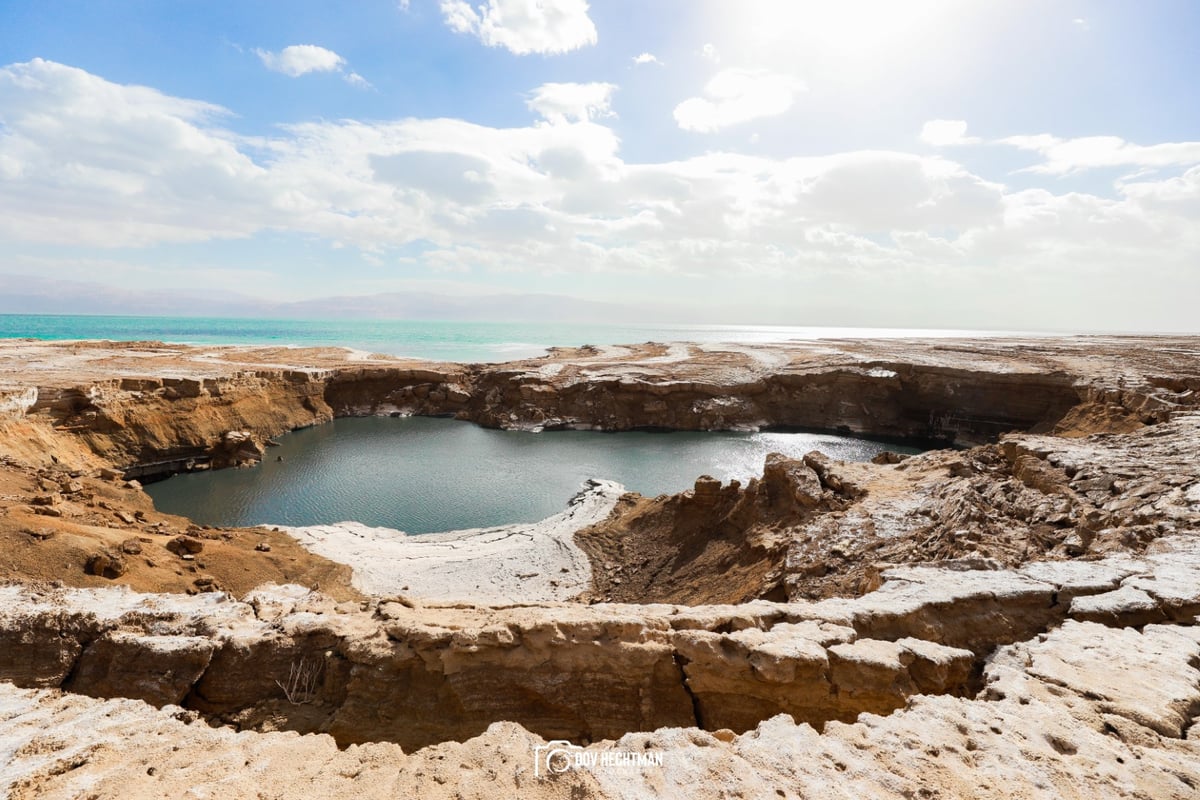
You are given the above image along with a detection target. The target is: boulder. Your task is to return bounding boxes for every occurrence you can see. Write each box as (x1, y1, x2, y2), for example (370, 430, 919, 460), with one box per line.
(167, 535, 205, 556)
(86, 549, 127, 579)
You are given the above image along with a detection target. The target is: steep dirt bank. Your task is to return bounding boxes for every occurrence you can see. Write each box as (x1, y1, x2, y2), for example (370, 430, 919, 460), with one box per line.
(0, 448, 359, 599)
(0, 341, 469, 476)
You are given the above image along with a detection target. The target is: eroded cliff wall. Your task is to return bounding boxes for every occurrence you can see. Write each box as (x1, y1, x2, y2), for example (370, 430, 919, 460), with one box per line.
(10, 336, 1193, 483)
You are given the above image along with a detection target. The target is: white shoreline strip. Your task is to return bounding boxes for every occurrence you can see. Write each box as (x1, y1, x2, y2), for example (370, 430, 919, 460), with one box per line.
(277, 479, 623, 603)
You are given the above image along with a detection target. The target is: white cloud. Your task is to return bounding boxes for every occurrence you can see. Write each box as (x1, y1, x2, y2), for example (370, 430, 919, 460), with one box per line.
(674, 69, 803, 133)
(256, 44, 345, 77)
(1002, 133, 1200, 175)
(256, 44, 371, 88)
(632, 52, 661, 66)
(439, 0, 597, 55)
(3, 59, 1200, 329)
(526, 82, 616, 124)
(0, 59, 272, 246)
(701, 43, 720, 63)
(919, 119, 981, 147)
(1073, 17, 1089, 30)
(792, 151, 1003, 231)
(1121, 164, 1200, 215)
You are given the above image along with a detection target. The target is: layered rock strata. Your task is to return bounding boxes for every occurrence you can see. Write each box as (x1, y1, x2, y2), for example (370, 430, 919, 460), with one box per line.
(0, 534, 1196, 754)
(4, 336, 1197, 483)
(3, 608, 1199, 800)
(3, 559, 1200, 798)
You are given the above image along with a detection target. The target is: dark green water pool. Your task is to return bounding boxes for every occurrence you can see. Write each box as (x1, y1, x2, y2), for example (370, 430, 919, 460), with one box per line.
(145, 417, 918, 533)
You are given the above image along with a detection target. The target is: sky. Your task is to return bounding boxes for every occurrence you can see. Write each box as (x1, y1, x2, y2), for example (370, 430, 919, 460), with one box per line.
(0, 0, 1198, 331)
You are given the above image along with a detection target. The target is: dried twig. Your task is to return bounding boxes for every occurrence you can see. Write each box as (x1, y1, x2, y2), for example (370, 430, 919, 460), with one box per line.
(275, 656, 323, 705)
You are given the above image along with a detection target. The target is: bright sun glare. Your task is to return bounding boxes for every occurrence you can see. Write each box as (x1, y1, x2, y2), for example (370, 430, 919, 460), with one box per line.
(722, 0, 961, 71)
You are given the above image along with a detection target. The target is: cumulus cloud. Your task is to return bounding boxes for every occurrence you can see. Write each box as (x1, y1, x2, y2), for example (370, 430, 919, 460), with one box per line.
(1120, 164, 1200, 215)
(3, 58, 1200, 329)
(256, 44, 344, 77)
(674, 68, 803, 133)
(256, 44, 372, 88)
(919, 119, 981, 147)
(0, 60, 281, 246)
(791, 152, 1003, 232)
(526, 82, 616, 124)
(1002, 133, 1200, 175)
(439, 0, 597, 55)
(632, 52, 661, 66)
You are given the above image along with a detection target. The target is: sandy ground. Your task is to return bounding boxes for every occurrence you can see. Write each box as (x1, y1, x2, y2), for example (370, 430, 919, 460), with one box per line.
(278, 479, 622, 602)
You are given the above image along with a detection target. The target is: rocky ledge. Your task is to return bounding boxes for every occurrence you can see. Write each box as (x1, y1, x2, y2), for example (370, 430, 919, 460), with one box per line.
(1, 537, 1198, 797)
(3, 335, 1195, 477)
(5, 608, 1197, 800)
(2, 533, 1199, 747)
(0, 335, 1198, 798)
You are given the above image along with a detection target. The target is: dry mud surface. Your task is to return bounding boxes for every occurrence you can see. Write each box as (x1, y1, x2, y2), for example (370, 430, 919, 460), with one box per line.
(0, 335, 1199, 798)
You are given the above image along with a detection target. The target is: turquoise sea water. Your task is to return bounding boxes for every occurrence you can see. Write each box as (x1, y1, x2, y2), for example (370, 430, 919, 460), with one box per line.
(0, 313, 1021, 362)
(145, 416, 918, 532)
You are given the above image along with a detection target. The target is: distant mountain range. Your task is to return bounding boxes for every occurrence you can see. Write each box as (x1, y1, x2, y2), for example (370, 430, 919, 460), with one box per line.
(0, 273, 682, 323)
